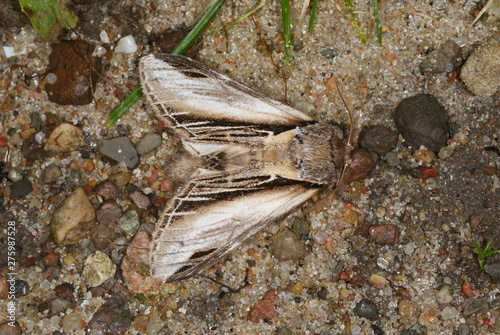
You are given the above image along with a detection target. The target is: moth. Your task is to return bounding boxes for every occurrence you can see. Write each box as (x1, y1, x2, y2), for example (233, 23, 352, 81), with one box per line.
(139, 54, 354, 282)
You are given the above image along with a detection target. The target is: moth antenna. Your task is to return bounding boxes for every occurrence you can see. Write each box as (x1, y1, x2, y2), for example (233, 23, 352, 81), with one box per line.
(332, 74, 361, 188)
(304, 76, 358, 214)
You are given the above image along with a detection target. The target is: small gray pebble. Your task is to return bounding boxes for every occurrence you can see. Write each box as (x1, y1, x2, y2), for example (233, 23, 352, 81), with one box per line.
(292, 219, 310, 239)
(320, 49, 339, 59)
(118, 210, 140, 238)
(50, 297, 73, 316)
(10, 178, 33, 198)
(40, 165, 62, 184)
(385, 152, 400, 167)
(99, 137, 138, 169)
(484, 260, 500, 281)
(30, 112, 43, 129)
(136, 132, 162, 155)
(457, 323, 471, 335)
(353, 298, 379, 320)
(420, 40, 463, 73)
(462, 297, 489, 317)
(394, 94, 448, 153)
(359, 125, 398, 156)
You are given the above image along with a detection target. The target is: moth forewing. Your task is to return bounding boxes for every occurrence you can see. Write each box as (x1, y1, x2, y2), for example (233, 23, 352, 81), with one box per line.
(139, 54, 350, 282)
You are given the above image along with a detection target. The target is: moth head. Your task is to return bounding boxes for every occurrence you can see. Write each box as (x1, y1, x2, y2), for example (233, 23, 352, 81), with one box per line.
(292, 124, 347, 185)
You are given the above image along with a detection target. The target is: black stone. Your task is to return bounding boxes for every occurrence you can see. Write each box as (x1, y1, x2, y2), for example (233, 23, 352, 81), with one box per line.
(394, 94, 448, 152)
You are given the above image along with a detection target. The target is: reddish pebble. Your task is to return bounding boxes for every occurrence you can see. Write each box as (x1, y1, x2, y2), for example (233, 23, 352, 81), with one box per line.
(55, 283, 75, 301)
(411, 166, 438, 179)
(346, 148, 376, 184)
(0, 134, 8, 147)
(483, 166, 497, 176)
(160, 178, 173, 192)
(248, 289, 279, 323)
(339, 271, 350, 281)
(94, 180, 119, 201)
(44, 252, 60, 267)
(462, 282, 474, 298)
(144, 169, 159, 183)
(369, 224, 400, 245)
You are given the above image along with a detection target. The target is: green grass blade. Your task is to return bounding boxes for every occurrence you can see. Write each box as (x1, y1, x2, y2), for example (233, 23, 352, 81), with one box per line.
(308, 0, 318, 34)
(372, 0, 382, 45)
(281, 0, 292, 66)
(105, 85, 143, 127)
(106, 0, 227, 127)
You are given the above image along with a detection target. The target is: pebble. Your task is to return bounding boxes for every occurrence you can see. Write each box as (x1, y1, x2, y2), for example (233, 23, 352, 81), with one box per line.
(82, 251, 116, 287)
(40, 165, 62, 184)
(484, 260, 500, 281)
(122, 228, 163, 293)
(292, 218, 310, 238)
(50, 187, 96, 244)
(54, 283, 75, 301)
(353, 298, 379, 320)
(462, 297, 489, 317)
(21, 130, 45, 161)
(9, 177, 33, 198)
(118, 210, 140, 238)
(20, 127, 36, 140)
(115, 35, 138, 53)
(99, 137, 139, 169)
(461, 43, 500, 96)
(248, 289, 279, 323)
(319, 48, 339, 59)
(368, 224, 400, 245)
(30, 112, 42, 129)
(370, 274, 388, 288)
(49, 296, 73, 315)
(62, 312, 84, 333)
(45, 40, 102, 105)
(44, 123, 84, 152)
(403, 242, 418, 255)
(270, 229, 306, 261)
(345, 148, 376, 184)
(7, 170, 23, 182)
(129, 191, 150, 209)
(420, 40, 463, 73)
(343, 208, 359, 223)
(317, 286, 328, 300)
(457, 323, 471, 335)
(109, 171, 132, 186)
(394, 94, 448, 152)
(312, 229, 328, 245)
(0, 322, 22, 335)
(135, 132, 162, 155)
(86, 296, 132, 334)
(14, 280, 29, 296)
(435, 285, 453, 304)
(440, 306, 458, 320)
(90, 224, 116, 250)
(359, 125, 398, 156)
(385, 152, 400, 166)
(413, 149, 435, 165)
(96, 200, 122, 225)
(94, 180, 120, 200)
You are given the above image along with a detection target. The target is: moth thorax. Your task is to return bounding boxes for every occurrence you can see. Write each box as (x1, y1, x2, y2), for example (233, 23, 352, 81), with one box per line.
(291, 124, 346, 185)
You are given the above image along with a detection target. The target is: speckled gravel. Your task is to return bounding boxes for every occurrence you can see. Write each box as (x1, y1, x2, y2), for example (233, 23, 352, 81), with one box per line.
(1, 1, 499, 334)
